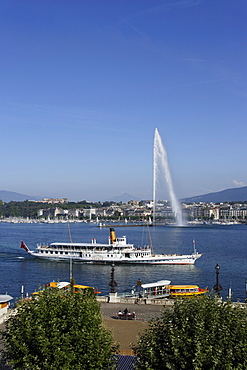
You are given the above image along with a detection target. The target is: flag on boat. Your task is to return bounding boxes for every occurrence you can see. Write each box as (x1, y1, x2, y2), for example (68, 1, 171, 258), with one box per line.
(20, 241, 29, 252)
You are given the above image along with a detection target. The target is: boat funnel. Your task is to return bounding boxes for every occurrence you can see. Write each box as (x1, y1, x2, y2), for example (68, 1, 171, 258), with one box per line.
(110, 228, 117, 244)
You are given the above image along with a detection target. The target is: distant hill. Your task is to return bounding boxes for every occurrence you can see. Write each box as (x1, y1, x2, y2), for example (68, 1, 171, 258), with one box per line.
(181, 186, 247, 203)
(107, 192, 141, 203)
(0, 190, 42, 202)
(2, 186, 247, 204)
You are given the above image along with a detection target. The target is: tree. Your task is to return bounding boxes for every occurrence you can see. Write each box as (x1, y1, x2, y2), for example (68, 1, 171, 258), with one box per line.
(133, 295, 247, 370)
(2, 288, 118, 369)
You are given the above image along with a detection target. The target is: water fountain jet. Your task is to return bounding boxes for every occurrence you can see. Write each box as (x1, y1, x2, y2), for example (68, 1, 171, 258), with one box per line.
(153, 128, 183, 226)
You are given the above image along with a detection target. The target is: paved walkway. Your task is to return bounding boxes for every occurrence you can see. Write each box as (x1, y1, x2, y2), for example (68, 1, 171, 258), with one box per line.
(100, 302, 166, 352)
(100, 301, 165, 321)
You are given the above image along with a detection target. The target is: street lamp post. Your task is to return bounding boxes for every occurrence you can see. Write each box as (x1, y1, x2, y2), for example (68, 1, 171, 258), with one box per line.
(109, 263, 117, 294)
(213, 263, 223, 297)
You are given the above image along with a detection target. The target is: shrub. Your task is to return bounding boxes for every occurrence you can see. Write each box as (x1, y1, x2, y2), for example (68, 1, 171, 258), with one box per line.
(134, 295, 247, 369)
(2, 287, 117, 369)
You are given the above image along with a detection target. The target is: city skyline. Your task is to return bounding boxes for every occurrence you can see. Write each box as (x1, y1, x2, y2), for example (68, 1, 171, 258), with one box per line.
(1, 0, 246, 202)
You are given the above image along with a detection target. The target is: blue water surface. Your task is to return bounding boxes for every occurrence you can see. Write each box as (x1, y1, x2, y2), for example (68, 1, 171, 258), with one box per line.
(0, 222, 246, 302)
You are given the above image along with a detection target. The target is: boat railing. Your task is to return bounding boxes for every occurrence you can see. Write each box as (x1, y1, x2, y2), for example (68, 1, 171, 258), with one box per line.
(38, 245, 49, 249)
(117, 292, 138, 298)
(118, 288, 170, 299)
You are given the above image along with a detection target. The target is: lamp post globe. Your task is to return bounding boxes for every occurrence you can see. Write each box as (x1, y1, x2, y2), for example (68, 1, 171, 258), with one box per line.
(213, 263, 223, 297)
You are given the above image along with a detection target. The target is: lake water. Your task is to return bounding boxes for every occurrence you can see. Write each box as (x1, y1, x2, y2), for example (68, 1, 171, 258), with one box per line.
(0, 222, 246, 303)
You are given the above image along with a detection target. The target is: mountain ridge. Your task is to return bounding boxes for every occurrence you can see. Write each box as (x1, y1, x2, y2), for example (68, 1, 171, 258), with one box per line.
(181, 186, 247, 203)
(0, 190, 42, 202)
(1, 186, 247, 203)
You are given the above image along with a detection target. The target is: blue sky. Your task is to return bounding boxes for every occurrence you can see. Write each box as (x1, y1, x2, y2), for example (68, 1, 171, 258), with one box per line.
(1, 0, 246, 201)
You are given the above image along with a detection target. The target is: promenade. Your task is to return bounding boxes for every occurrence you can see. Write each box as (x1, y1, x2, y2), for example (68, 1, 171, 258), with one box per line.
(100, 302, 166, 353)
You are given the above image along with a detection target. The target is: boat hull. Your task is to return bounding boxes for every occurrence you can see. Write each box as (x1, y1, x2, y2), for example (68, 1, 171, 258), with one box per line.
(29, 252, 201, 265)
(170, 292, 206, 298)
(169, 284, 209, 298)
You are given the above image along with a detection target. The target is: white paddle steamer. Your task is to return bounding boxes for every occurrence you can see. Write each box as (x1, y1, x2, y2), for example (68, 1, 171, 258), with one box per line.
(21, 228, 202, 265)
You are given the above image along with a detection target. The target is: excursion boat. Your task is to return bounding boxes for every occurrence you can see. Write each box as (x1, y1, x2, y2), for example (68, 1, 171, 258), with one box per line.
(32, 281, 101, 295)
(20, 228, 203, 265)
(122, 280, 208, 300)
(169, 285, 209, 298)
(128, 279, 171, 299)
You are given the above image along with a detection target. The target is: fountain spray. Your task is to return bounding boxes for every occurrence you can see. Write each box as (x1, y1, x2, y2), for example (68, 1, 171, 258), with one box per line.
(153, 128, 183, 226)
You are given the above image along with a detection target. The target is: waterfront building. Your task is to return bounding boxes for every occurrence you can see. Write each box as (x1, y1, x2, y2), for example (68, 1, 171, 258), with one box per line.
(34, 200, 247, 223)
(42, 198, 68, 204)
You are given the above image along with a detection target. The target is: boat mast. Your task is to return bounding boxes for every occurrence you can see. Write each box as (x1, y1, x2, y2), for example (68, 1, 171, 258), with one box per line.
(192, 238, 196, 254)
(68, 222, 73, 281)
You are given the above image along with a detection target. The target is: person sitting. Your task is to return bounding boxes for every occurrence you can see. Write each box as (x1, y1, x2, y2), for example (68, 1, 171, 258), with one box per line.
(123, 308, 129, 315)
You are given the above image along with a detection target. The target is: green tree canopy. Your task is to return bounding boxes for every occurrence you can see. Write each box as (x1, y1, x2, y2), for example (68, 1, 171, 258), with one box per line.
(134, 295, 247, 370)
(2, 288, 117, 369)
